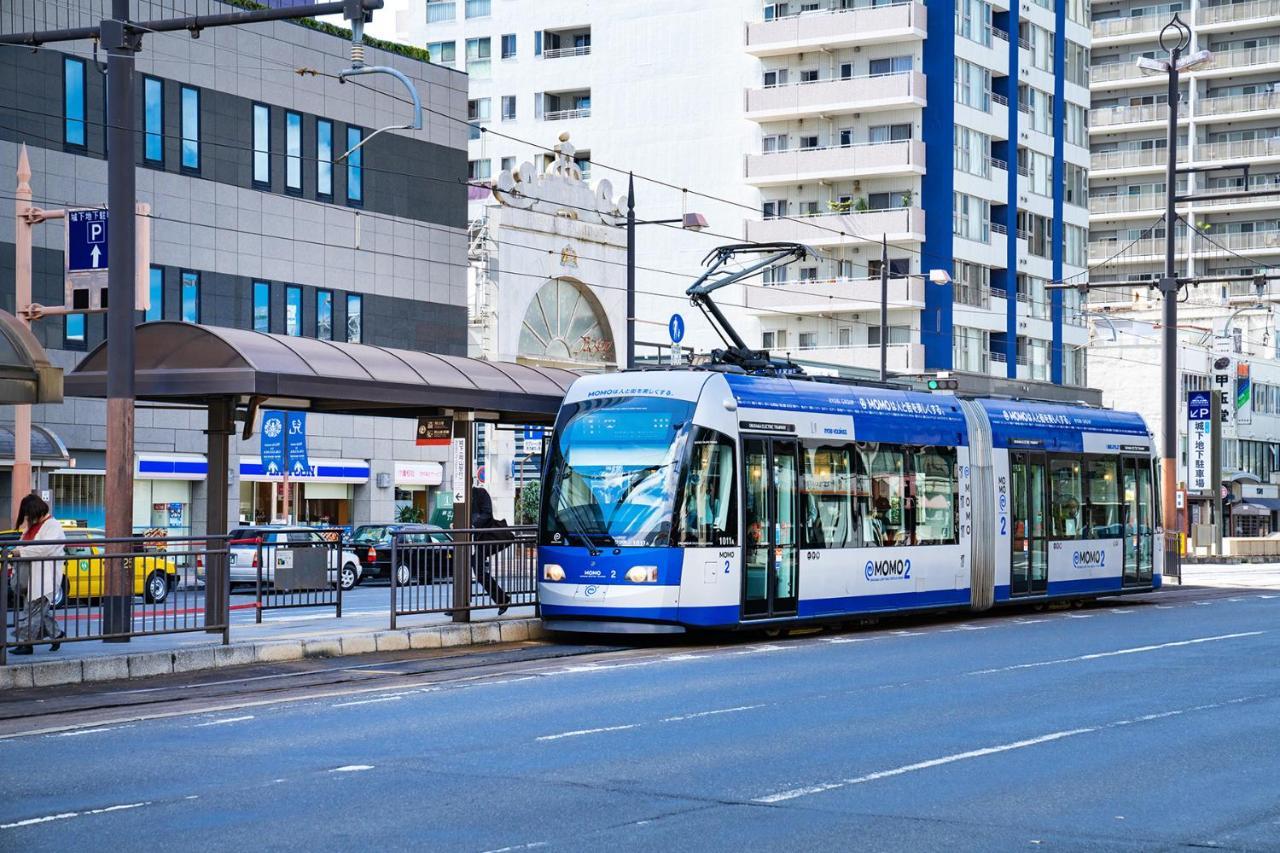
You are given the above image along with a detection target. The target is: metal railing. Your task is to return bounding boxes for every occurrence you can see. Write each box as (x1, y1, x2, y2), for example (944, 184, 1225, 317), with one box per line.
(1090, 102, 1171, 127)
(1196, 136, 1280, 162)
(390, 527, 537, 628)
(1209, 43, 1280, 71)
(543, 45, 591, 59)
(543, 107, 591, 121)
(1197, 91, 1280, 117)
(1, 533, 231, 664)
(248, 530, 346, 621)
(1091, 191, 1166, 214)
(1199, 0, 1280, 24)
(1091, 13, 1167, 39)
(1090, 61, 1145, 83)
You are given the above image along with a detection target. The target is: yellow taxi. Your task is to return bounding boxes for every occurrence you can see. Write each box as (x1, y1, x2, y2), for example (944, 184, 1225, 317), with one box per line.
(61, 528, 181, 604)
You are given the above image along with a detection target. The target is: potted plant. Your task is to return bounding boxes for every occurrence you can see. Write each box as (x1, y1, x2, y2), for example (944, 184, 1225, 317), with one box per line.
(854, 197, 869, 213)
(828, 199, 852, 214)
(900, 190, 914, 207)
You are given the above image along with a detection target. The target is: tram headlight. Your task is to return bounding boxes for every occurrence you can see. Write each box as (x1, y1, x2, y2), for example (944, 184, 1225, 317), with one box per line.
(626, 565, 659, 583)
(543, 563, 565, 582)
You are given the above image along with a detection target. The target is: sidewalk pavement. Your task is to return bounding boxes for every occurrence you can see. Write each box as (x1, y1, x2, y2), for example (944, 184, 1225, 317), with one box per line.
(1178, 562, 1280, 590)
(0, 601, 543, 690)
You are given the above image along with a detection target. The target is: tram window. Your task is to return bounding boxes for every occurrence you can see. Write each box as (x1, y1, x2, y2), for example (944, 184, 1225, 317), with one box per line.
(1085, 457, 1120, 538)
(911, 447, 957, 545)
(1049, 456, 1084, 538)
(677, 429, 737, 547)
(859, 444, 908, 546)
(801, 444, 855, 548)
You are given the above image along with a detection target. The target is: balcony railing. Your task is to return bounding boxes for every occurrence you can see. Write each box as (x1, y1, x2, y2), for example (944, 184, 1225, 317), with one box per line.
(1200, 230, 1280, 251)
(1016, 290, 1050, 320)
(746, 275, 926, 311)
(1209, 43, 1280, 71)
(747, 206, 925, 245)
(1198, 91, 1280, 117)
(1090, 192, 1164, 214)
(1090, 102, 1170, 127)
(1088, 237, 1184, 259)
(745, 139, 925, 182)
(1090, 61, 1145, 84)
(1091, 15, 1162, 39)
(543, 45, 591, 59)
(955, 284, 992, 308)
(991, 91, 1009, 106)
(746, 70, 924, 118)
(746, 0, 924, 52)
(1199, 0, 1280, 24)
(1196, 136, 1280, 162)
(543, 108, 591, 121)
(1091, 146, 1184, 170)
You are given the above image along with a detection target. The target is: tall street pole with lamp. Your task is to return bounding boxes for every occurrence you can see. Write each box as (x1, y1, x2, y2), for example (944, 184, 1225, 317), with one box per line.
(1136, 14, 1213, 539)
(624, 174, 708, 368)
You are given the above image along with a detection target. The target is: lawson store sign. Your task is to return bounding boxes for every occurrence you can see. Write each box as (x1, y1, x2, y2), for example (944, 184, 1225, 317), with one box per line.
(135, 455, 370, 483)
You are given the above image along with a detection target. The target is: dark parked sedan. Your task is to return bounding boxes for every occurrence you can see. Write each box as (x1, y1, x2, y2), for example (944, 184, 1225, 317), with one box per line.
(349, 523, 453, 584)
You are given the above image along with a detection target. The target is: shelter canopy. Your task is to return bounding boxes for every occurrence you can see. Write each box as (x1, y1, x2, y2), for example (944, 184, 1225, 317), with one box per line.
(66, 322, 576, 423)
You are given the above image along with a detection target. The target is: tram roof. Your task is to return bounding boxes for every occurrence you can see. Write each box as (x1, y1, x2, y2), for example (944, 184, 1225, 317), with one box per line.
(978, 397, 1151, 452)
(65, 322, 576, 422)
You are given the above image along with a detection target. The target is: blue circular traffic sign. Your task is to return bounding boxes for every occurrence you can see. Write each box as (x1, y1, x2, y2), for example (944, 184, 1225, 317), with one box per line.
(668, 313, 685, 344)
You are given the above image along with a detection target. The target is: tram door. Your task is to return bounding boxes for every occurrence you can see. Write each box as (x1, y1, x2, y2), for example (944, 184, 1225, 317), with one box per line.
(1122, 457, 1154, 585)
(1010, 452, 1048, 595)
(742, 437, 799, 619)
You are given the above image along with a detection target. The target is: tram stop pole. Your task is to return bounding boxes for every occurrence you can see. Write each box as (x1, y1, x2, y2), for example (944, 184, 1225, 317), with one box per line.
(451, 412, 474, 623)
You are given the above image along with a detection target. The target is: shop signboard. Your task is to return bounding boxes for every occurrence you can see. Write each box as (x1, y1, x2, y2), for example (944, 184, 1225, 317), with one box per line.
(417, 417, 452, 447)
(1188, 390, 1211, 495)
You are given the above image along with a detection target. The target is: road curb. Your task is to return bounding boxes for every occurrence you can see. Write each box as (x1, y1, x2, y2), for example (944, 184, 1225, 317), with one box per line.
(0, 618, 547, 689)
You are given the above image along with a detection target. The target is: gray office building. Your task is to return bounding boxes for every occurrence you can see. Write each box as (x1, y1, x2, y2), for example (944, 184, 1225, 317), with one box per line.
(1, 0, 470, 533)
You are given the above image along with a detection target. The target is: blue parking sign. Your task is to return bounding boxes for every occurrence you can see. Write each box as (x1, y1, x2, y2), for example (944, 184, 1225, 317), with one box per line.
(67, 209, 108, 272)
(1188, 391, 1211, 421)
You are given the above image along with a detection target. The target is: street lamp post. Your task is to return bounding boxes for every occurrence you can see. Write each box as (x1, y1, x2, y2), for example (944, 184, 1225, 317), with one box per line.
(1138, 14, 1213, 535)
(876, 247, 950, 383)
(623, 176, 707, 369)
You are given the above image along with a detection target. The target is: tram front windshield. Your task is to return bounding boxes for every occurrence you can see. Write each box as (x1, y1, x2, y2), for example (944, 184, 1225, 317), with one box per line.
(542, 396, 694, 548)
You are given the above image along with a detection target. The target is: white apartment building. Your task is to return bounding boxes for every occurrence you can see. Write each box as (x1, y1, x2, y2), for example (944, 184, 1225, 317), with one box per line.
(1088, 0, 1280, 293)
(378, 0, 1092, 385)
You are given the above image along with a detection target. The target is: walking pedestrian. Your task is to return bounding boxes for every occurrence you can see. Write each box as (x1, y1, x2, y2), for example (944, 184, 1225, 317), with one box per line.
(470, 488, 512, 615)
(10, 494, 67, 655)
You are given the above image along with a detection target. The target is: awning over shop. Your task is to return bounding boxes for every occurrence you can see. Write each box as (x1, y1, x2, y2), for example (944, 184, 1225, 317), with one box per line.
(1231, 502, 1273, 517)
(0, 424, 70, 466)
(1242, 497, 1280, 512)
(137, 454, 207, 480)
(66, 322, 577, 423)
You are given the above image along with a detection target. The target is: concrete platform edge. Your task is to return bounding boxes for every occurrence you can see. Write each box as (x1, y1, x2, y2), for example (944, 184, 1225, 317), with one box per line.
(0, 618, 547, 690)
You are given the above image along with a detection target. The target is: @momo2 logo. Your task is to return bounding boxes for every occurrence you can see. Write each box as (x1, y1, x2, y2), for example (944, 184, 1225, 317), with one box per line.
(1072, 550, 1106, 568)
(865, 558, 912, 581)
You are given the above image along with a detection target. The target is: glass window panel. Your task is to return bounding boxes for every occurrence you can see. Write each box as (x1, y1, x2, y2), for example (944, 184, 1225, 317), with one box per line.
(346, 127, 363, 203)
(1049, 457, 1083, 537)
(1086, 457, 1120, 538)
(317, 119, 332, 196)
(285, 286, 302, 336)
(65, 312, 85, 344)
(316, 290, 333, 340)
(180, 86, 199, 170)
(253, 104, 270, 184)
(64, 58, 86, 147)
(802, 444, 856, 548)
(143, 77, 163, 163)
(346, 294, 363, 343)
(285, 111, 302, 190)
(146, 267, 163, 322)
(860, 444, 907, 546)
(181, 271, 199, 322)
(913, 447, 957, 544)
(676, 429, 737, 547)
(253, 281, 270, 332)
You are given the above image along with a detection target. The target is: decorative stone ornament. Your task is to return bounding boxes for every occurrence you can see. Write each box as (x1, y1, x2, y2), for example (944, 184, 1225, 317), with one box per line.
(491, 133, 626, 226)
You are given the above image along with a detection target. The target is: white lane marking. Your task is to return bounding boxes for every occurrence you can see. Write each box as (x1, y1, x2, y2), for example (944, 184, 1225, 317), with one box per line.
(754, 697, 1255, 804)
(536, 724, 638, 742)
(968, 631, 1265, 675)
(1064, 613, 1094, 619)
(1257, 594, 1277, 600)
(1194, 601, 1213, 606)
(1013, 618, 1048, 624)
(332, 696, 402, 708)
(194, 715, 254, 727)
(330, 765, 374, 773)
(480, 842, 549, 853)
(50, 725, 133, 738)
(1, 802, 151, 830)
(1153, 605, 1175, 609)
(661, 705, 764, 723)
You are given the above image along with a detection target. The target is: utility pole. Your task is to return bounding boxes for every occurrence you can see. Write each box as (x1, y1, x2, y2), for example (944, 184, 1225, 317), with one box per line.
(626, 173, 635, 370)
(101, 0, 142, 638)
(879, 234, 889, 383)
(1157, 21, 1185, 551)
(12, 147, 34, 522)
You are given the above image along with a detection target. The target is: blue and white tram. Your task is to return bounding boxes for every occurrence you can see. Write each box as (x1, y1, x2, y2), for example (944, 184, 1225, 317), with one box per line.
(537, 370, 1163, 633)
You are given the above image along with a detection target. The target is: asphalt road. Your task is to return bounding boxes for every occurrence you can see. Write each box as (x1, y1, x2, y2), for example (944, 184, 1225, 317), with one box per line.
(1, 586, 1278, 852)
